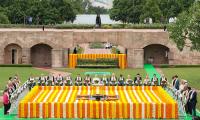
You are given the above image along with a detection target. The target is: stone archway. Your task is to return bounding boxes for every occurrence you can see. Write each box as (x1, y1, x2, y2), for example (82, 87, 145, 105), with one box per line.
(143, 44, 169, 64)
(31, 44, 52, 67)
(4, 44, 22, 64)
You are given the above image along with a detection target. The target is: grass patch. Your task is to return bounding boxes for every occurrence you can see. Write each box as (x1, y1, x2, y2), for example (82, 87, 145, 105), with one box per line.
(161, 68, 200, 89)
(161, 67, 200, 110)
(55, 68, 146, 79)
(0, 67, 49, 91)
(89, 42, 104, 49)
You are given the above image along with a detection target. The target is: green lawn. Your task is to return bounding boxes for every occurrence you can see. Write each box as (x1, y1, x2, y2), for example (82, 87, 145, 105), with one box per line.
(162, 67, 200, 110)
(0, 67, 49, 91)
(0, 67, 49, 109)
(161, 68, 200, 89)
(55, 68, 146, 79)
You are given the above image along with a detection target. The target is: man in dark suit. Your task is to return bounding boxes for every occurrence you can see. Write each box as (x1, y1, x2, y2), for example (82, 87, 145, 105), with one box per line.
(172, 75, 179, 90)
(75, 74, 82, 86)
(151, 74, 158, 86)
(84, 74, 91, 86)
(134, 73, 142, 86)
(160, 74, 168, 88)
(186, 87, 197, 117)
(118, 74, 125, 86)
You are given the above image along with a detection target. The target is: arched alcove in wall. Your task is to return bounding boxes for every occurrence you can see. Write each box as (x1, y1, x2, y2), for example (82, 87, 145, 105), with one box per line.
(31, 44, 52, 67)
(143, 44, 169, 64)
(4, 43, 22, 64)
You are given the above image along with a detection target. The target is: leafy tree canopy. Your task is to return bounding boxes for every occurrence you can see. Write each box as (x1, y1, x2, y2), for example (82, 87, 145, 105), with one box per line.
(168, 2, 200, 51)
(110, 0, 195, 23)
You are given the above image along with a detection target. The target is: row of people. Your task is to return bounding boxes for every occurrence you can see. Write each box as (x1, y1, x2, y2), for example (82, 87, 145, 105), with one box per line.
(28, 73, 168, 89)
(170, 75, 197, 117)
(3, 75, 21, 115)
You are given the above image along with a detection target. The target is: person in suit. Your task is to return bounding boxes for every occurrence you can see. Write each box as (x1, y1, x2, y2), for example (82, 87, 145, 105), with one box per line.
(92, 75, 102, 85)
(160, 74, 168, 88)
(134, 73, 142, 86)
(84, 74, 91, 86)
(38, 74, 46, 86)
(75, 74, 82, 86)
(151, 74, 158, 86)
(28, 75, 36, 90)
(126, 75, 134, 86)
(172, 75, 180, 90)
(64, 75, 73, 86)
(55, 74, 64, 86)
(46, 74, 55, 86)
(101, 75, 108, 86)
(118, 74, 125, 86)
(109, 73, 118, 86)
(186, 87, 197, 117)
(143, 74, 151, 86)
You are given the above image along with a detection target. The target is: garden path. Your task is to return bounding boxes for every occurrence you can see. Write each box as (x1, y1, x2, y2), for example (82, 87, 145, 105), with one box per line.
(81, 43, 111, 54)
(34, 67, 71, 76)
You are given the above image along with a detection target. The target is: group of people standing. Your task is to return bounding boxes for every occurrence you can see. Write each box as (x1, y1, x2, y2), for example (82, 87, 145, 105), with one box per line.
(3, 75, 21, 115)
(27, 73, 168, 89)
(2, 73, 198, 118)
(171, 75, 198, 117)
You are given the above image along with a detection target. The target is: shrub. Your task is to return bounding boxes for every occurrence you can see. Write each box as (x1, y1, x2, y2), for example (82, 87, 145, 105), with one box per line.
(76, 65, 118, 68)
(89, 42, 104, 49)
(0, 13, 9, 24)
(102, 24, 112, 29)
(70, 46, 84, 54)
(77, 58, 119, 66)
(159, 64, 200, 68)
(0, 24, 54, 28)
(0, 64, 32, 67)
(55, 24, 94, 29)
(0, 23, 166, 29)
(111, 47, 120, 54)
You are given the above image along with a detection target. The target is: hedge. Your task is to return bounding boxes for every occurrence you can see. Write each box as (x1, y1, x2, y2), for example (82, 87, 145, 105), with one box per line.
(0, 24, 54, 28)
(0, 64, 32, 67)
(77, 58, 119, 66)
(76, 65, 118, 68)
(111, 47, 120, 54)
(158, 64, 200, 68)
(89, 42, 104, 49)
(0, 23, 167, 29)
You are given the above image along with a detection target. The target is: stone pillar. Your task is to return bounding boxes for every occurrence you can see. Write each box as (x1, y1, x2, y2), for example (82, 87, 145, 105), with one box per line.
(0, 48, 4, 64)
(168, 51, 175, 65)
(22, 48, 31, 64)
(127, 48, 144, 68)
(127, 48, 135, 68)
(63, 48, 69, 67)
(133, 49, 144, 68)
(52, 49, 64, 68)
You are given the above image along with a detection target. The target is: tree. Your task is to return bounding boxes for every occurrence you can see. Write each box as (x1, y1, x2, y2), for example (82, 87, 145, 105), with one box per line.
(110, 0, 143, 23)
(158, 0, 195, 23)
(188, 2, 200, 51)
(0, 0, 78, 25)
(140, 0, 162, 23)
(168, 2, 200, 51)
(7, 1, 25, 24)
(126, 0, 144, 23)
(0, 12, 9, 24)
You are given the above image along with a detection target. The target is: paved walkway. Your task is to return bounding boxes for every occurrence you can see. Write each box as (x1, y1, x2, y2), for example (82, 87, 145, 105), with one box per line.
(0, 96, 2, 103)
(81, 44, 111, 54)
(155, 67, 164, 75)
(34, 68, 71, 76)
